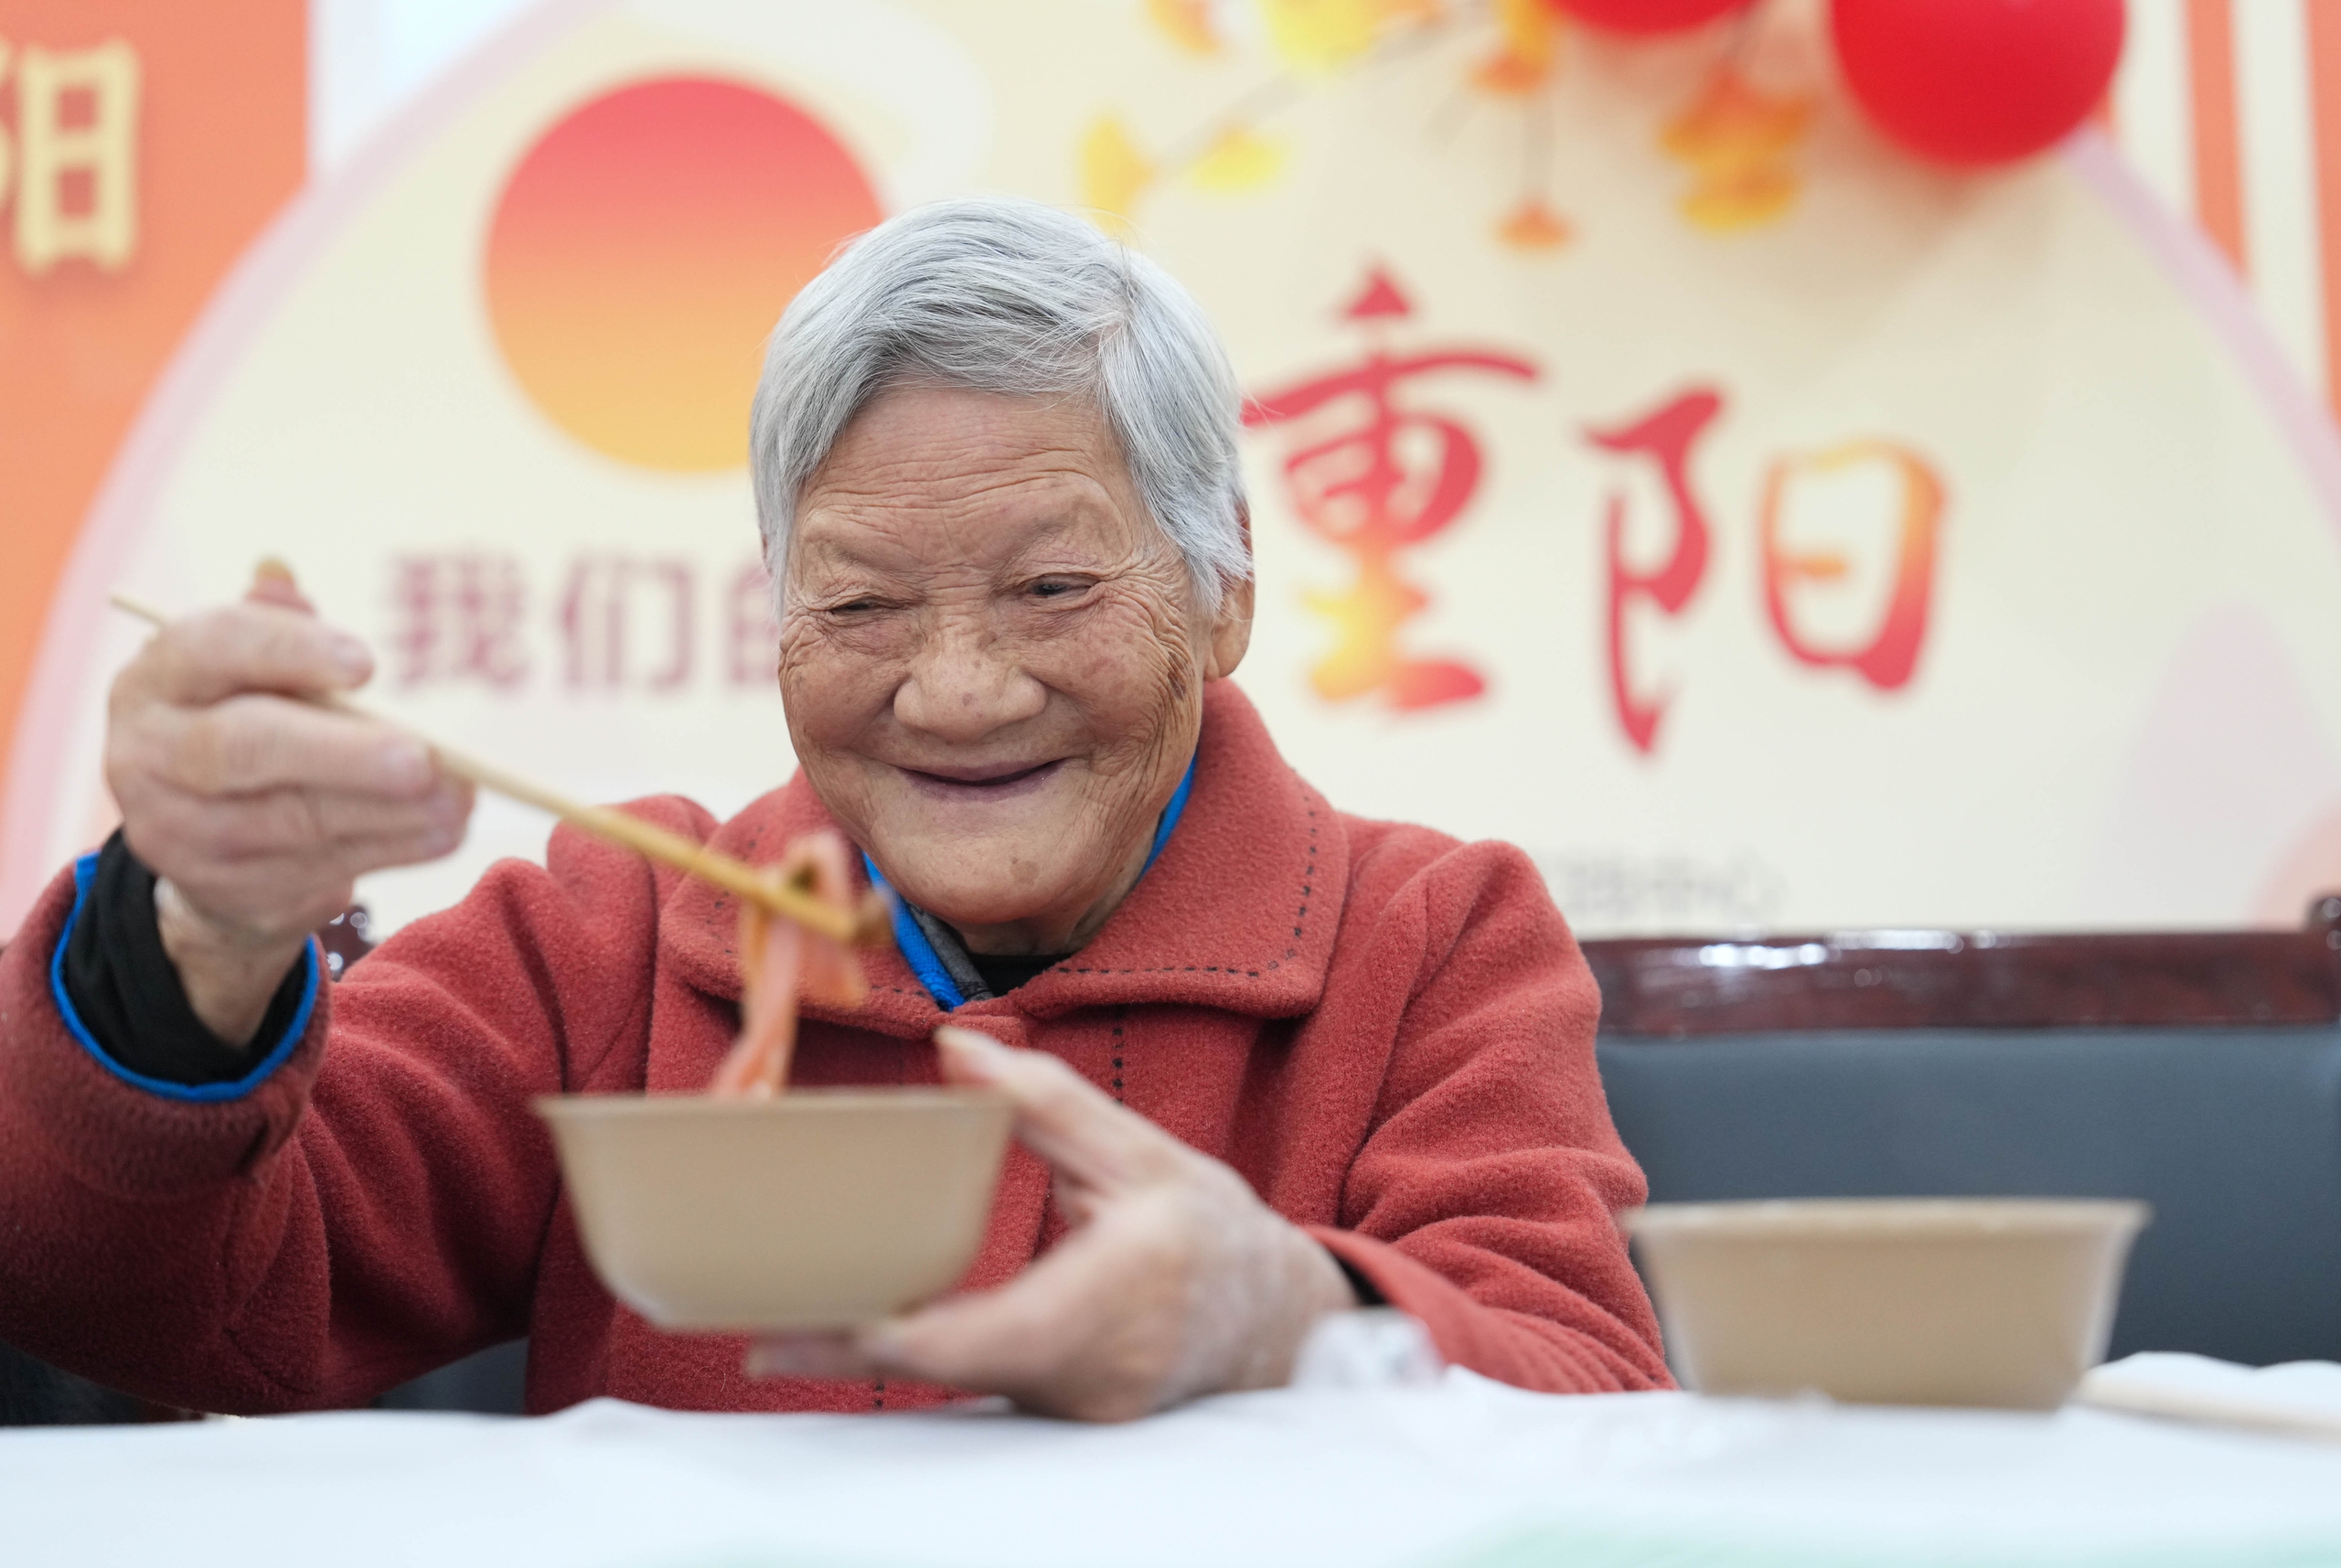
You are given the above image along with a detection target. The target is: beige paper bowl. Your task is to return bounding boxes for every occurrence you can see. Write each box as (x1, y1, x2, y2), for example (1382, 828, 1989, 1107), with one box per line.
(1627, 1198, 2149, 1409)
(537, 1089, 1013, 1333)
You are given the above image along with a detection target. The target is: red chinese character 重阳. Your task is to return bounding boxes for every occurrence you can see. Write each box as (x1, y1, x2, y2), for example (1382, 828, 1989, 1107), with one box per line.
(1587, 387, 1722, 754)
(1246, 266, 1536, 710)
(1758, 441, 1944, 691)
(1586, 395, 1946, 753)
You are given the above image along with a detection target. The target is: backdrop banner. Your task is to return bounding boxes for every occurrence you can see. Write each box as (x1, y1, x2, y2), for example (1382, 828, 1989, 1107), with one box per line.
(0, 0, 306, 927)
(7, 0, 2341, 940)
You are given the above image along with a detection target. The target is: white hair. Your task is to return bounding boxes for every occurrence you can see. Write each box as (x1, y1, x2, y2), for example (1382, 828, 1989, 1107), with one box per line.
(749, 196, 1252, 613)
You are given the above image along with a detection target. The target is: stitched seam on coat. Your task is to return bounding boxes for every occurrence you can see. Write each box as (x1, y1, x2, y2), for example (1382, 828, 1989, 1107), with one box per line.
(1048, 806, 1319, 981)
(1110, 1008, 1127, 1103)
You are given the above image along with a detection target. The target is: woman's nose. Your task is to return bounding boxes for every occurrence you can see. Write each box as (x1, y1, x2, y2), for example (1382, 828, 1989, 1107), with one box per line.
(893, 622, 1047, 742)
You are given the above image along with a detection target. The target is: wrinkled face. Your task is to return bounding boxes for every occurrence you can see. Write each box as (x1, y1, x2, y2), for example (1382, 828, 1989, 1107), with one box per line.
(778, 383, 1252, 955)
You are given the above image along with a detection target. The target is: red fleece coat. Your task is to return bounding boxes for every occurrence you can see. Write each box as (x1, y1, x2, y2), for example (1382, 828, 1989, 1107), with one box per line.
(0, 683, 1670, 1414)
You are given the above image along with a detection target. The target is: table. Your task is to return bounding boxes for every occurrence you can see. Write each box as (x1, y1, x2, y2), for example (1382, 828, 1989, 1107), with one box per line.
(6, 1371, 2339, 1568)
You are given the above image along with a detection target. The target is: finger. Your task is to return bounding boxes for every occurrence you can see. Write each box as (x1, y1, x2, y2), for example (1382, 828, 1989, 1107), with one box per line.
(135, 603, 374, 707)
(857, 1222, 1178, 1419)
(153, 798, 461, 869)
(935, 1027, 1178, 1192)
(124, 795, 469, 917)
(326, 815, 472, 874)
(126, 775, 468, 862)
(858, 1267, 1070, 1391)
(141, 815, 468, 925)
(123, 774, 465, 868)
(745, 1334, 872, 1381)
(1053, 1168, 1103, 1230)
(144, 695, 435, 799)
(245, 559, 317, 615)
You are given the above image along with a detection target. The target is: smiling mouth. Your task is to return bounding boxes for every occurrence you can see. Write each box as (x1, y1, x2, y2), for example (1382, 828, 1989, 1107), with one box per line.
(899, 759, 1065, 798)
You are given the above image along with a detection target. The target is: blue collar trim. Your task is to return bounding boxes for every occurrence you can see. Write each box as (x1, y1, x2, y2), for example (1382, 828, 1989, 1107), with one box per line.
(870, 858, 963, 1010)
(865, 750, 1198, 1011)
(1148, 752, 1197, 873)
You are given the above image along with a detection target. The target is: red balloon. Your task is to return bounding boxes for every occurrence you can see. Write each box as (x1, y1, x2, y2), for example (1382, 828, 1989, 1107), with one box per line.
(1552, 0, 1757, 36)
(1831, 0, 2126, 166)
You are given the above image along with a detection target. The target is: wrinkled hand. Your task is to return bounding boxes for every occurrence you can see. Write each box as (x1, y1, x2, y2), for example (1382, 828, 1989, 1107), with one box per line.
(105, 569, 472, 1044)
(750, 1026, 1358, 1421)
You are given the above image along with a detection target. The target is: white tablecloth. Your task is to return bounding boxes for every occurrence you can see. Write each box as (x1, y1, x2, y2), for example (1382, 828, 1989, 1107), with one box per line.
(6, 1371, 2339, 1568)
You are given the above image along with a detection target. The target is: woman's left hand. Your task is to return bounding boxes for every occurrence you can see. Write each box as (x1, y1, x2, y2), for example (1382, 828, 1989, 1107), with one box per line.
(749, 1026, 1358, 1421)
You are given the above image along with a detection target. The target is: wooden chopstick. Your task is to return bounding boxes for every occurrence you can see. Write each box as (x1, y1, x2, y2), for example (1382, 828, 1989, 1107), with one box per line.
(109, 590, 891, 947)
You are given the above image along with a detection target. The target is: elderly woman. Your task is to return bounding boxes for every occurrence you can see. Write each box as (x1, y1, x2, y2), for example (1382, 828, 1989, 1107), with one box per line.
(0, 198, 1668, 1420)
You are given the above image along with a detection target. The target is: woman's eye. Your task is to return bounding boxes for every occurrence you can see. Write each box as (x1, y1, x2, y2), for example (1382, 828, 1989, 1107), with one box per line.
(828, 597, 882, 615)
(1028, 577, 1091, 601)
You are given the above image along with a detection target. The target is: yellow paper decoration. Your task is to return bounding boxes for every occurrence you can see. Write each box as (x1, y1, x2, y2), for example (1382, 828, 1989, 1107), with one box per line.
(1263, 0, 1441, 75)
(1080, 115, 1158, 229)
(1661, 67, 1812, 234)
(1188, 125, 1288, 191)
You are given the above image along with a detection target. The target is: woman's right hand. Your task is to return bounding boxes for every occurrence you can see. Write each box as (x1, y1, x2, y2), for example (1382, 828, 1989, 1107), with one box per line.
(103, 579, 473, 1045)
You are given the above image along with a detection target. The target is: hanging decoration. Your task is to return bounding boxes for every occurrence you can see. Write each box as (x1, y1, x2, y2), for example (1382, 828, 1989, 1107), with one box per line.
(1661, 62, 1812, 232)
(1084, 0, 2124, 270)
(1094, 0, 1585, 251)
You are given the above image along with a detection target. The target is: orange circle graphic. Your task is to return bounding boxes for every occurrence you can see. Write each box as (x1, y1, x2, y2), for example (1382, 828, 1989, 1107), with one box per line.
(485, 77, 882, 472)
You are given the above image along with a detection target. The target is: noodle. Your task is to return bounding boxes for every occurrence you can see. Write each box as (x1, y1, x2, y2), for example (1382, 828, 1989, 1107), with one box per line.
(708, 831, 869, 1096)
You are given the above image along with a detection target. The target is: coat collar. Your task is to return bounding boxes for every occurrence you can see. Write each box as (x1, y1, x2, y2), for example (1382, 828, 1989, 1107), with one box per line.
(657, 681, 1344, 1037)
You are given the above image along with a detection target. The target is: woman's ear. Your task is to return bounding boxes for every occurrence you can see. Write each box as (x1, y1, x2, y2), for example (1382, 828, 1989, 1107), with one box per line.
(1203, 571, 1255, 682)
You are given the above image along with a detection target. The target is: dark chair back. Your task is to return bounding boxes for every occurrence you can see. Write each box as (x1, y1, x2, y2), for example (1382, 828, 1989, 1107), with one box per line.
(1588, 905, 2341, 1367)
(1598, 1025, 2341, 1365)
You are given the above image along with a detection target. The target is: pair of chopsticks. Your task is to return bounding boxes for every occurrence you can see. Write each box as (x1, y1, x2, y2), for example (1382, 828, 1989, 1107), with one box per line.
(109, 590, 891, 948)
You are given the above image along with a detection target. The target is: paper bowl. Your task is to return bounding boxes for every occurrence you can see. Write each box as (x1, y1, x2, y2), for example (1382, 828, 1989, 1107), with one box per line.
(537, 1089, 1013, 1332)
(1627, 1198, 2149, 1409)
